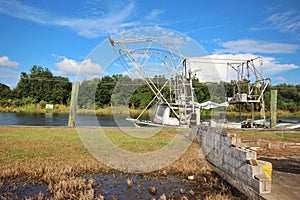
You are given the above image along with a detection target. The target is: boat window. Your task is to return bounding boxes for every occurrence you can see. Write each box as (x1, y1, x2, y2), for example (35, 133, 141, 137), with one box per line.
(156, 105, 166, 117)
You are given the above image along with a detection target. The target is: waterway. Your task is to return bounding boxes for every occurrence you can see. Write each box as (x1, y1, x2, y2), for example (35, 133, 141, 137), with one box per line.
(0, 112, 134, 127)
(0, 112, 299, 127)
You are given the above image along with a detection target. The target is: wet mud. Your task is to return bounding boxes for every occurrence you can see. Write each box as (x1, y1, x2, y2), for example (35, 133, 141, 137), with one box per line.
(0, 173, 246, 199)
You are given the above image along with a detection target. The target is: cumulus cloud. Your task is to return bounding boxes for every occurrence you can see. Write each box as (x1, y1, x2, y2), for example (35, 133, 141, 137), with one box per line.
(0, 56, 20, 68)
(188, 54, 299, 82)
(54, 57, 104, 76)
(0, 68, 20, 88)
(215, 39, 299, 54)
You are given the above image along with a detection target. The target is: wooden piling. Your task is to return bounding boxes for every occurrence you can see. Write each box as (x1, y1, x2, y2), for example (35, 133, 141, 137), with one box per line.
(270, 89, 277, 129)
(68, 82, 79, 127)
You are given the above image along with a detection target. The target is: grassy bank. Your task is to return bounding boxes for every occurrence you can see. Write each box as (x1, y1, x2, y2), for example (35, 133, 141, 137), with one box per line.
(0, 105, 151, 118)
(0, 126, 244, 199)
(1, 104, 300, 118)
(0, 104, 70, 113)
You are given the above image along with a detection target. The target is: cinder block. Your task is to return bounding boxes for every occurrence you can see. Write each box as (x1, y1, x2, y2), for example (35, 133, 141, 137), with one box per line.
(257, 160, 272, 179)
(235, 171, 248, 183)
(234, 148, 247, 160)
(231, 136, 237, 145)
(247, 159, 258, 166)
(248, 178, 260, 193)
(201, 127, 273, 196)
(251, 165, 263, 177)
(239, 163, 249, 174)
(245, 149, 257, 160)
(254, 174, 272, 194)
(224, 136, 232, 146)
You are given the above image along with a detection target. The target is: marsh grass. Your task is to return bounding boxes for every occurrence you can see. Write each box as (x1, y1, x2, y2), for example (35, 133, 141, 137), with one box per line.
(0, 126, 245, 199)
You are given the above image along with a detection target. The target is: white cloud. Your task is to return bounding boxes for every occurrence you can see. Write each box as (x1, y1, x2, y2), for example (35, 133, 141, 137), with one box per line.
(215, 39, 299, 54)
(145, 9, 164, 20)
(0, 0, 141, 38)
(265, 10, 300, 39)
(274, 76, 286, 82)
(55, 3, 137, 38)
(0, 67, 20, 88)
(54, 57, 104, 76)
(0, 56, 20, 68)
(261, 56, 298, 74)
(0, 0, 48, 23)
(188, 54, 299, 82)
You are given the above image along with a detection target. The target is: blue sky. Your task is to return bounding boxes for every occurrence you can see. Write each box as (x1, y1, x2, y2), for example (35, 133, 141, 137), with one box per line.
(0, 0, 300, 88)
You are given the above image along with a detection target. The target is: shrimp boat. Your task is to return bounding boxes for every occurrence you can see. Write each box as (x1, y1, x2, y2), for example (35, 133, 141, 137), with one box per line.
(110, 37, 206, 127)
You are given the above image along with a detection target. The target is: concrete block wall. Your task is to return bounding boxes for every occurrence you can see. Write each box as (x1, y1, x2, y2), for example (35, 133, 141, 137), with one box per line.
(190, 126, 272, 199)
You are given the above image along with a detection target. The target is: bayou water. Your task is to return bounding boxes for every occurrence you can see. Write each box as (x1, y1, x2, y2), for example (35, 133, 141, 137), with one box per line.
(0, 112, 134, 127)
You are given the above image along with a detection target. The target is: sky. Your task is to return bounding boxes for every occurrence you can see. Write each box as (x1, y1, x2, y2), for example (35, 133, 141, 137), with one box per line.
(0, 0, 300, 88)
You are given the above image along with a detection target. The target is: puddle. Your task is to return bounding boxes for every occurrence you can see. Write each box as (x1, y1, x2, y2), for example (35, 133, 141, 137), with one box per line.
(0, 173, 247, 199)
(90, 174, 203, 199)
(0, 181, 47, 199)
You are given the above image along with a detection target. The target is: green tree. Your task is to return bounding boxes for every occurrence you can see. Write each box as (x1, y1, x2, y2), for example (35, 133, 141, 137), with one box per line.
(14, 65, 71, 105)
(78, 78, 99, 108)
(51, 77, 71, 104)
(192, 78, 210, 103)
(0, 83, 13, 100)
(95, 76, 114, 108)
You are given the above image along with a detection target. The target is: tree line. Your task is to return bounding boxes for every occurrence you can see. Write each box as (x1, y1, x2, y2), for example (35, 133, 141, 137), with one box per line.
(0, 66, 300, 112)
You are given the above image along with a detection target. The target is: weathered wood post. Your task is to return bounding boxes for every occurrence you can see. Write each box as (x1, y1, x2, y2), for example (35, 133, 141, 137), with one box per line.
(68, 81, 79, 127)
(270, 89, 277, 129)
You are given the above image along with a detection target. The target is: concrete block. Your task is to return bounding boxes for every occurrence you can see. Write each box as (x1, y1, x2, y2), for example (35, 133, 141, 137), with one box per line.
(236, 171, 248, 183)
(196, 126, 272, 196)
(254, 174, 272, 194)
(257, 160, 272, 179)
(235, 163, 249, 177)
(227, 156, 236, 167)
(248, 178, 260, 193)
(251, 165, 263, 177)
(224, 136, 232, 146)
(245, 149, 257, 160)
(231, 136, 237, 145)
(232, 148, 257, 161)
(247, 159, 258, 166)
(234, 148, 247, 160)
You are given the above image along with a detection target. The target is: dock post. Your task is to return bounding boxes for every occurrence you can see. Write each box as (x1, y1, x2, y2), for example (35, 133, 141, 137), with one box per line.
(68, 82, 79, 127)
(270, 89, 277, 129)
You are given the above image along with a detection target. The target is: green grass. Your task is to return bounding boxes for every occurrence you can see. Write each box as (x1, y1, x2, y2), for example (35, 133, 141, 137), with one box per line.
(0, 126, 204, 185)
(103, 128, 190, 152)
(0, 127, 86, 163)
(0, 127, 191, 163)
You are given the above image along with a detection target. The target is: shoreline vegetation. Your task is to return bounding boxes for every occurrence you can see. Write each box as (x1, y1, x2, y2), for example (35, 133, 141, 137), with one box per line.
(1, 103, 300, 118)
